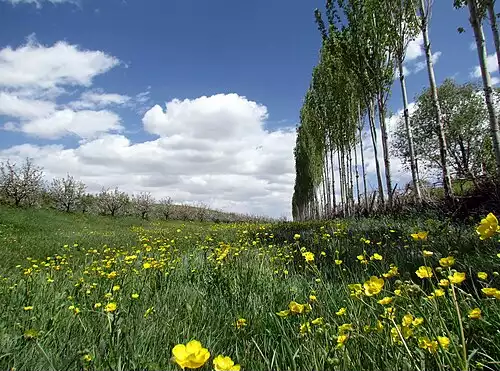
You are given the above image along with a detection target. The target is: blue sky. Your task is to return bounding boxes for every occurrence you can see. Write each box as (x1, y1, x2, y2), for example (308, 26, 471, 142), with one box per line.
(0, 0, 497, 217)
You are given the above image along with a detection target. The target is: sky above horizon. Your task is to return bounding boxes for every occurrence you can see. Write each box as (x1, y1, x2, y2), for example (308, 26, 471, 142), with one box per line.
(0, 0, 497, 218)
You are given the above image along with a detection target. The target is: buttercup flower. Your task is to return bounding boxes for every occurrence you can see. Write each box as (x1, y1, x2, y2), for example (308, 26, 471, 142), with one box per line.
(478, 272, 488, 280)
(439, 256, 455, 268)
(448, 272, 466, 285)
(363, 276, 384, 296)
(476, 213, 500, 240)
(172, 340, 210, 370)
(213, 355, 240, 371)
(105, 302, 117, 313)
(416, 266, 433, 279)
(336, 307, 346, 316)
(411, 231, 428, 241)
(468, 308, 481, 319)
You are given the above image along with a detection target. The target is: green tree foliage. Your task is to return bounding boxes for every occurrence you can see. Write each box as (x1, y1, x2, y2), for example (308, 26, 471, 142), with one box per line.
(392, 79, 493, 179)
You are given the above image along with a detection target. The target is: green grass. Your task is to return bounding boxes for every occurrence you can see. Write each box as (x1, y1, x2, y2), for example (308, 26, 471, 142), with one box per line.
(0, 206, 499, 370)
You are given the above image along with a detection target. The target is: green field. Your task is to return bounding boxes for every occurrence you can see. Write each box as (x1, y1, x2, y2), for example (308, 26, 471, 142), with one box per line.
(1, 206, 499, 371)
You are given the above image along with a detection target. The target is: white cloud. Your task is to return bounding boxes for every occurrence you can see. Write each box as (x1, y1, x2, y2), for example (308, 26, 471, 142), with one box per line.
(2, 0, 76, 7)
(472, 52, 498, 78)
(143, 94, 268, 139)
(0, 94, 297, 217)
(0, 91, 55, 119)
(69, 91, 130, 109)
(413, 51, 441, 73)
(492, 76, 500, 85)
(0, 37, 119, 94)
(406, 34, 424, 61)
(6, 109, 123, 139)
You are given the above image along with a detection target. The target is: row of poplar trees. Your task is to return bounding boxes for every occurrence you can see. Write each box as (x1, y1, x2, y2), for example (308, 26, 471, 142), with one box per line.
(292, 0, 500, 221)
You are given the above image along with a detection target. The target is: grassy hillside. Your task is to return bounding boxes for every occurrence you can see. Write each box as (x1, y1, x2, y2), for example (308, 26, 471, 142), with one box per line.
(0, 206, 499, 370)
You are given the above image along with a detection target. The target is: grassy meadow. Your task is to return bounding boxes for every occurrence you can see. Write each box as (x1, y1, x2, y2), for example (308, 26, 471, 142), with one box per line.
(1, 206, 500, 371)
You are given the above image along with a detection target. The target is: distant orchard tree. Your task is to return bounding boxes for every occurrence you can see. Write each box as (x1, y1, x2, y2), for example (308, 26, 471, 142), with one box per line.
(0, 158, 44, 207)
(133, 192, 155, 219)
(97, 187, 129, 217)
(49, 174, 86, 212)
(158, 196, 173, 220)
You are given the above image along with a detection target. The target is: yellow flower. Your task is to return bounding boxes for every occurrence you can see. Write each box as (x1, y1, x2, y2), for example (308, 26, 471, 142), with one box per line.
(378, 296, 393, 305)
(112, 285, 120, 292)
(337, 334, 348, 348)
(348, 283, 363, 298)
(336, 307, 346, 316)
(81, 354, 92, 362)
(363, 276, 384, 296)
(293, 234, 301, 240)
(235, 318, 247, 329)
(448, 272, 466, 285)
(105, 302, 117, 313)
(411, 231, 428, 241)
(335, 259, 343, 265)
(434, 289, 445, 297)
(412, 317, 424, 327)
(423, 250, 434, 257)
(371, 253, 383, 261)
(476, 213, 500, 240)
(468, 308, 481, 319)
(172, 340, 210, 369)
(94, 302, 102, 309)
(437, 336, 450, 349)
(107, 271, 117, 279)
(439, 279, 450, 287)
(416, 266, 433, 279)
(338, 323, 353, 334)
(478, 272, 488, 280)
(131, 293, 139, 299)
(481, 287, 499, 297)
(402, 314, 413, 327)
(143, 262, 152, 269)
(276, 310, 290, 317)
(394, 289, 402, 296)
(302, 251, 315, 263)
(309, 295, 317, 303)
(213, 355, 240, 371)
(288, 301, 305, 314)
(23, 306, 33, 311)
(299, 321, 311, 335)
(439, 256, 455, 268)
(418, 337, 438, 353)
(311, 317, 324, 326)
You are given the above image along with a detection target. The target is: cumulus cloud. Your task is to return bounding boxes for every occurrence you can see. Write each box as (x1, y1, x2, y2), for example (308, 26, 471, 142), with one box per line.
(1, 93, 297, 217)
(406, 34, 424, 61)
(0, 91, 55, 119)
(0, 37, 119, 94)
(6, 109, 122, 139)
(413, 51, 441, 73)
(471, 52, 498, 78)
(0, 36, 128, 140)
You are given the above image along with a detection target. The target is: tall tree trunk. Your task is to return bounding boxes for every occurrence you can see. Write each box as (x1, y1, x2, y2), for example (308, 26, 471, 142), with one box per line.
(354, 137, 361, 207)
(368, 98, 385, 205)
(358, 121, 368, 209)
(398, 56, 422, 201)
(419, 0, 453, 198)
(329, 146, 336, 216)
(348, 145, 354, 215)
(487, 0, 500, 72)
(377, 93, 393, 208)
(469, 0, 500, 178)
(322, 161, 329, 217)
(338, 150, 345, 215)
